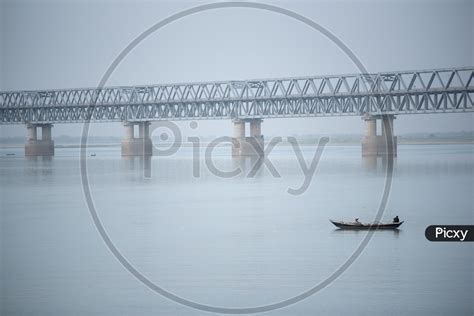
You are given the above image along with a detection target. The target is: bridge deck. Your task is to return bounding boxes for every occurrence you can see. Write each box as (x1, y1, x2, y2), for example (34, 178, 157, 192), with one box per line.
(1, 67, 472, 124)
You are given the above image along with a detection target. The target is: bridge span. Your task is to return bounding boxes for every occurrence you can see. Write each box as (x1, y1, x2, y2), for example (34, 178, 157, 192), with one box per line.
(1, 67, 472, 157)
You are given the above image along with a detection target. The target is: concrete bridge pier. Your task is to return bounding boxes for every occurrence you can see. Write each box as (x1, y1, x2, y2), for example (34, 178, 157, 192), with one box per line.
(232, 120, 245, 156)
(25, 123, 54, 156)
(381, 115, 397, 157)
(249, 119, 264, 155)
(232, 119, 264, 156)
(121, 121, 153, 156)
(361, 116, 378, 156)
(361, 115, 397, 157)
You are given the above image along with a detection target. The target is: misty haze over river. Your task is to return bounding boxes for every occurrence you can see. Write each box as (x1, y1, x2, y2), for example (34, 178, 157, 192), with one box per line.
(1, 144, 472, 315)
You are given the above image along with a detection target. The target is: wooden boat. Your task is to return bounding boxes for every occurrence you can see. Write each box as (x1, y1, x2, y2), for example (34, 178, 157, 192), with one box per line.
(330, 219, 403, 230)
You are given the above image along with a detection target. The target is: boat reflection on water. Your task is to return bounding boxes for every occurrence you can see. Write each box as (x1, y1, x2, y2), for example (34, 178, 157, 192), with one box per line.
(331, 225, 401, 237)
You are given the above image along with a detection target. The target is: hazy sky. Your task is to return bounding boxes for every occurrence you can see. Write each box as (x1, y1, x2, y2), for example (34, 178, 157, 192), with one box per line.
(1, 0, 473, 138)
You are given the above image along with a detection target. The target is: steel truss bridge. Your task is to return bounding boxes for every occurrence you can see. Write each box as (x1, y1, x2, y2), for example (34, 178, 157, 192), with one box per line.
(1, 67, 473, 124)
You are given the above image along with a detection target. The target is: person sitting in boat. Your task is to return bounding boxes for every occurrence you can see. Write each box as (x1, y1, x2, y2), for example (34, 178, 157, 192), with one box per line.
(393, 216, 400, 223)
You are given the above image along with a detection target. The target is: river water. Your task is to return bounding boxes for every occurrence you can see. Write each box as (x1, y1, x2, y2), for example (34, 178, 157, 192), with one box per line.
(1, 144, 472, 315)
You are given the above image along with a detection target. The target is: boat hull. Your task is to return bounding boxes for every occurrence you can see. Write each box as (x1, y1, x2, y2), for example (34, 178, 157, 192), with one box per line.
(330, 220, 403, 230)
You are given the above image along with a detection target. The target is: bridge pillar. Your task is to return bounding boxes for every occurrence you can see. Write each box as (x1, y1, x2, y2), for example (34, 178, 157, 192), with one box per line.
(361, 116, 378, 156)
(121, 121, 153, 156)
(247, 119, 264, 156)
(381, 115, 397, 157)
(361, 115, 397, 157)
(232, 120, 245, 156)
(232, 119, 264, 156)
(25, 123, 55, 156)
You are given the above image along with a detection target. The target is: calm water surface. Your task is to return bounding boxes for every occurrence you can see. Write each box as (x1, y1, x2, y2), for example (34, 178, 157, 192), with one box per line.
(1, 144, 472, 315)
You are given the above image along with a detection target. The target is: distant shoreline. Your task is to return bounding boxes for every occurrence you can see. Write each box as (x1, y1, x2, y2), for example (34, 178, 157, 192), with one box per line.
(1, 139, 473, 149)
